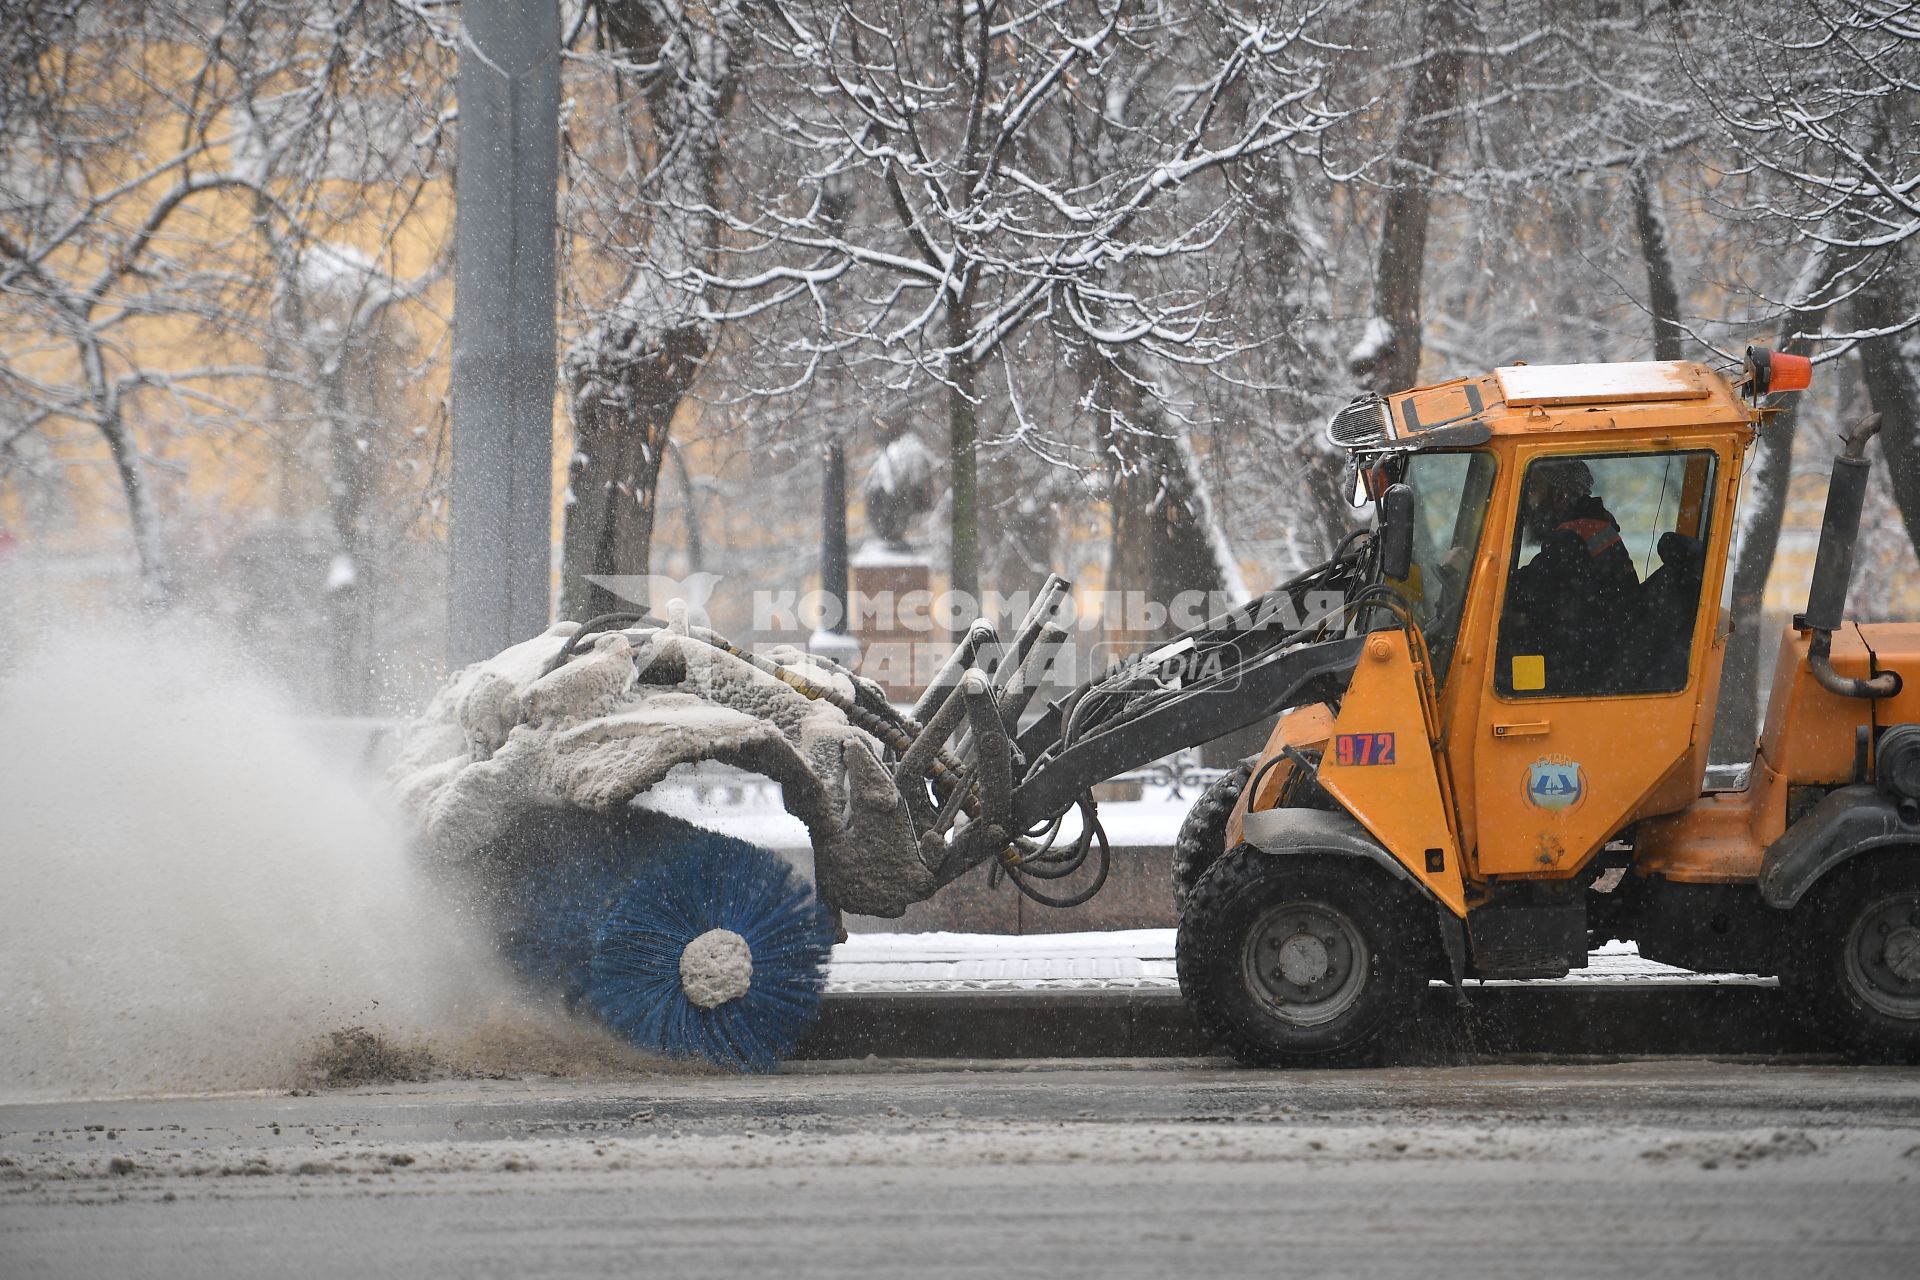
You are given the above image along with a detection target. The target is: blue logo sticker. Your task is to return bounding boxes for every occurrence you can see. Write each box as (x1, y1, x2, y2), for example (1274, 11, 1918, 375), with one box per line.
(1526, 756, 1585, 812)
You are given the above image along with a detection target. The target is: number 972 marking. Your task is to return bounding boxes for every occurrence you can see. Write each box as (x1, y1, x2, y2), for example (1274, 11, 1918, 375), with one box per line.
(1334, 732, 1396, 766)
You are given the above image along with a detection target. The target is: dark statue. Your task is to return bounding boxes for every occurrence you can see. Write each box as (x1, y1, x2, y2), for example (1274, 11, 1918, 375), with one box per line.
(863, 422, 938, 551)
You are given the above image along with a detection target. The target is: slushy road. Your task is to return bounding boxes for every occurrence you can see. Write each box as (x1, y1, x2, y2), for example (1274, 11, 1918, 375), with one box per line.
(5, 1059, 1919, 1279)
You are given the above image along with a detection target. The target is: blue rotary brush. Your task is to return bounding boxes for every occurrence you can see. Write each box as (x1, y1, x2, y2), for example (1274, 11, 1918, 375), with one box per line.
(486, 808, 833, 1071)
(585, 824, 834, 1073)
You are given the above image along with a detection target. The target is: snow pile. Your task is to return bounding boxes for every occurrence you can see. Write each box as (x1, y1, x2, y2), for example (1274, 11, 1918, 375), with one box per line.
(0, 622, 513, 1102)
(1493, 361, 1705, 406)
(388, 622, 934, 916)
(823, 931, 1769, 992)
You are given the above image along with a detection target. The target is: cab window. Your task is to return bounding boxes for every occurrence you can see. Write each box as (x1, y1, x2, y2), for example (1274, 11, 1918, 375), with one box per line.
(1495, 451, 1715, 697)
(1396, 451, 1497, 686)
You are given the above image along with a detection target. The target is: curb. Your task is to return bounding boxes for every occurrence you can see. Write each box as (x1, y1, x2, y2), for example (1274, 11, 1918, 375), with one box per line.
(797, 982, 1831, 1061)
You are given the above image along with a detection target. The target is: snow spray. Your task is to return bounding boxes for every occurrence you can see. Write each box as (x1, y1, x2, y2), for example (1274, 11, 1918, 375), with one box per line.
(0, 619, 546, 1100)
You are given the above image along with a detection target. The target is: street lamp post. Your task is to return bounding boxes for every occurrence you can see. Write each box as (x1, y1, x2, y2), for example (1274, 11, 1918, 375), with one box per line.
(446, 0, 561, 667)
(811, 433, 862, 670)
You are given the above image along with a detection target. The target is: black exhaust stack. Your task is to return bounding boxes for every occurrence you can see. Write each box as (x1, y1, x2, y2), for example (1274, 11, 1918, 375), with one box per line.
(1802, 413, 1899, 699)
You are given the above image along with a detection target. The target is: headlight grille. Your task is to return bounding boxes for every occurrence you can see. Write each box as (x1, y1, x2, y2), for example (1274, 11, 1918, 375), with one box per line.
(1326, 395, 1390, 448)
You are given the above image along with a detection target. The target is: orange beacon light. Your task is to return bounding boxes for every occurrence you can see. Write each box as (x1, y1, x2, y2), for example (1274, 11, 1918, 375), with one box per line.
(1744, 345, 1813, 396)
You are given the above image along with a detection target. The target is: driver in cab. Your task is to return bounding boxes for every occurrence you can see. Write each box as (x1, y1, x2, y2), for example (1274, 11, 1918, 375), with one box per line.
(1501, 458, 1639, 694)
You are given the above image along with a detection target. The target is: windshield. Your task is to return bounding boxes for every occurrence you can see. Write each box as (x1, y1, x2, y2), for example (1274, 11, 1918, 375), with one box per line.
(1390, 451, 1497, 685)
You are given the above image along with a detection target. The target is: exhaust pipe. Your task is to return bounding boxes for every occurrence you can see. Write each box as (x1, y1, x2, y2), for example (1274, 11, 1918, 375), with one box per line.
(1802, 412, 1900, 699)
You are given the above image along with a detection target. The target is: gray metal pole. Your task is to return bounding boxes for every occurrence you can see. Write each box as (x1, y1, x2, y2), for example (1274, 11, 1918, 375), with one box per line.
(447, 0, 560, 667)
(823, 435, 849, 633)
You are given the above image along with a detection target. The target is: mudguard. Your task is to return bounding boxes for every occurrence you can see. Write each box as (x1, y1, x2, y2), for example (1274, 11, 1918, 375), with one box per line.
(1239, 805, 1423, 892)
(1758, 784, 1920, 908)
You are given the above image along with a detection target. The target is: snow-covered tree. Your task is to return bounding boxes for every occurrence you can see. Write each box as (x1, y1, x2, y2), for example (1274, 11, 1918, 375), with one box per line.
(689, 0, 1358, 615)
(0, 0, 451, 638)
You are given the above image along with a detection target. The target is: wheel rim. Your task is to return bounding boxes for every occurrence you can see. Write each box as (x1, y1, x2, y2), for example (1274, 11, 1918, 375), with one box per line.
(1844, 890, 1920, 1021)
(1240, 898, 1369, 1027)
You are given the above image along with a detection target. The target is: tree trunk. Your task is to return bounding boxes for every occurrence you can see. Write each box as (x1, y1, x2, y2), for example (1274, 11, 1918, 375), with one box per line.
(665, 439, 705, 571)
(1246, 147, 1354, 552)
(1851, 267, 1920, 551)
(1098, 352, 1229, 637)
(80, 333, 168, 606)
(324, 360, 372, 714)
(1350, 0, 1471, 393)
(561, 329, 706, 618)
(1629, 161, 1684, 361)
(558, 0, 737, 619)
(946, 302, 980, 626)
(97, 407, 167, 608)
(1095, 349, 1257, 766)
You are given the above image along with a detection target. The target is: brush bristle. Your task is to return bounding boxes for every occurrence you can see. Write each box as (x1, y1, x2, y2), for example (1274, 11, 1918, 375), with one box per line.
(490, 809, 653, 1004)
(586, 828, 833, 1072)
(498, 855, 631, 1003)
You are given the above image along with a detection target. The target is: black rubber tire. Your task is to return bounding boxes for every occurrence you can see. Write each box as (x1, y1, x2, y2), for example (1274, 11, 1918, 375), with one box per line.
(1176, 846, 1422, 1066)
(1171, 763, 1251, 915)
(1781, 854, 1920, 1064)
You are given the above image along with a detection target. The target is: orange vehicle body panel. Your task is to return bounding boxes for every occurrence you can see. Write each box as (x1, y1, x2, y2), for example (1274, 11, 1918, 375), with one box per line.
(1313, 631, 1469, 915)
(1636, 624, 1920, 882)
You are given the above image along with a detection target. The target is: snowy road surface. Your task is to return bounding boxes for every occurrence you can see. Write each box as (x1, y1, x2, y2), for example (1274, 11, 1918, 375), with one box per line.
(5, 1060, 1918, 1279)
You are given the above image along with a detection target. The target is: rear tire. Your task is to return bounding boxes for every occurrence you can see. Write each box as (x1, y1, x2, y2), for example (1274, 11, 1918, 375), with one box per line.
(1176, 847, 1422, 1066)
(1783, 855, 1920, 1064)
(1171, 763, 1250, 914)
